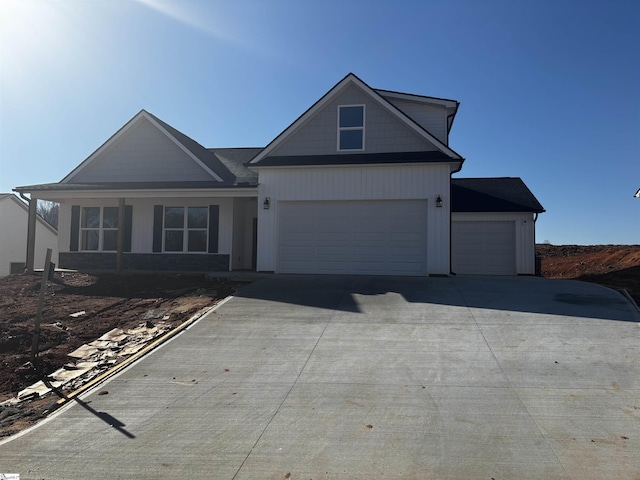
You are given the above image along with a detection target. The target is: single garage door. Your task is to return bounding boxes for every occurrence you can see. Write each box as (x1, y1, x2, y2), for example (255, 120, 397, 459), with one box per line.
(452, 221, 516, 275)
(278, 200, 427, 275)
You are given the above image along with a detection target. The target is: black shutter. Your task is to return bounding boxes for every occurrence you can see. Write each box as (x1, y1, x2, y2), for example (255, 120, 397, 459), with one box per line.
(124, 205, 133, 253)
(208, 205, 219, 253)
(70, 205, 80, 252)
(153, 205, 163, 253)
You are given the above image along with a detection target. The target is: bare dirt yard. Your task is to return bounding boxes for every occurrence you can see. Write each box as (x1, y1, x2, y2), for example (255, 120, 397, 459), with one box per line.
(0, 245, 639, 438)
(536, 244, 640, 305)
(0, 272, 246, 437)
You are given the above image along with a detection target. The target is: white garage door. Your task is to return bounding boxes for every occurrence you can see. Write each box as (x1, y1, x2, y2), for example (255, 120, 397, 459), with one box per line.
(452, 221, 516, 275)
(278, 200, 427, 275)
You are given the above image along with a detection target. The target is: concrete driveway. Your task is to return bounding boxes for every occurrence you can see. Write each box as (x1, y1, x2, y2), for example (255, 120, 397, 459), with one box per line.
(2, 276, 639, 479)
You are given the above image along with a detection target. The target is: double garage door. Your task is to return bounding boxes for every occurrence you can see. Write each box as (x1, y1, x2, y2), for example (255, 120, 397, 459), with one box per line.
(452, 221, 516, 275)
(278, 200, 427, 275)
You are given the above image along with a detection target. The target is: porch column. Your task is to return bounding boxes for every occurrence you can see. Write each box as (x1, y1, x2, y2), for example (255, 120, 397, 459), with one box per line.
(26, 196, 37, 273)
(116, 198, 125, 271)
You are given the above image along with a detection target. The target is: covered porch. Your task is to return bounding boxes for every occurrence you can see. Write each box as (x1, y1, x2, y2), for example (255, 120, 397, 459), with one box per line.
(14, 184, 258, 274)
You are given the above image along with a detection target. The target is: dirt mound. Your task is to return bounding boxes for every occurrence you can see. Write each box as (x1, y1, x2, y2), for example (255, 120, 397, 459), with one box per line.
(536, 244, 640, 304)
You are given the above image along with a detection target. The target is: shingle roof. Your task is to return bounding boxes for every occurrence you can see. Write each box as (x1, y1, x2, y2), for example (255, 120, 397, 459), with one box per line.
(452, 178, 545, 213)
(144, 111, 238, 184)
(13, 182, 256, 192)
(252, 151, 454, 167)
(209, 148, 261, 184)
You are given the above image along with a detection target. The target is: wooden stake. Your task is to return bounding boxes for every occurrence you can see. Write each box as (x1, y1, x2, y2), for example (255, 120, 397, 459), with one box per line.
(31, 248, 52, 365)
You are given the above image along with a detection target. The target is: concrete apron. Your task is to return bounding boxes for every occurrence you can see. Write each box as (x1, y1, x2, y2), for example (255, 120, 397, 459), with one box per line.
(2, 275, 639, 480)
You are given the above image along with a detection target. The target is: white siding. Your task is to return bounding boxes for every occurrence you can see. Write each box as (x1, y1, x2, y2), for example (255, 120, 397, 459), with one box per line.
(0, 196, 58, 276)
(70, 118, 212, 183)
(270, 85, 437, 157)
(452, 212, 537, 275)
(257, 164, 451, 275)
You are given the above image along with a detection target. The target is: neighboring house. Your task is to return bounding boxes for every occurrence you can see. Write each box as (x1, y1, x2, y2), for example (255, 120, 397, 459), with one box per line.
(0, 194, 58, 276)
(14, 73, 544, 276)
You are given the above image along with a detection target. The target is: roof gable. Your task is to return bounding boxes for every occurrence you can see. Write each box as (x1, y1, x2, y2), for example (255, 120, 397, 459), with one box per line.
(62, 110, 225, 184)
(250, 73, 463, 166)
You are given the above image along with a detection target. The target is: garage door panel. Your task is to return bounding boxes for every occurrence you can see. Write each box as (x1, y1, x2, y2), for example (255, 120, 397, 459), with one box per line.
(278, 200, 427, 275)
(452, 221, 515, 275)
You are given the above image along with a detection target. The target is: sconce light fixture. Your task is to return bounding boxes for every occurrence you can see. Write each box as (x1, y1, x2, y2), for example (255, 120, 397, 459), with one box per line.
(263, 197, 271, 209)
(435, 195, 443, 208)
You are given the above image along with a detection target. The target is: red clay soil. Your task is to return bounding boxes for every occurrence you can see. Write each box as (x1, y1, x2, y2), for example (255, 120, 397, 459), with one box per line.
(536, 244, 640, 305)
(0, 272, 241, 407)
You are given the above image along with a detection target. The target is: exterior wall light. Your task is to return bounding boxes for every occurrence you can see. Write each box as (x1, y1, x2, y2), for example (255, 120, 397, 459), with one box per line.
(263, 197, 271, 209)
(435, 195, 443, 208)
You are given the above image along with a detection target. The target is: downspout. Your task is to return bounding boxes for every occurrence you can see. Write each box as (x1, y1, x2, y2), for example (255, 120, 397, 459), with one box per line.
(533, 212, 540, 276)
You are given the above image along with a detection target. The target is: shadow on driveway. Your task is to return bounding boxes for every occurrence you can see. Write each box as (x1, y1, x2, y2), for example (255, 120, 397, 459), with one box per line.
(234, 275, 640, 322)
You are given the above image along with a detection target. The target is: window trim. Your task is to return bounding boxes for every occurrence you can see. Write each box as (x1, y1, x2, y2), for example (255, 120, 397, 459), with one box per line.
(162, 206, 209, 253)
(337, 104, 365, 152)
(79, 206, 119, 252)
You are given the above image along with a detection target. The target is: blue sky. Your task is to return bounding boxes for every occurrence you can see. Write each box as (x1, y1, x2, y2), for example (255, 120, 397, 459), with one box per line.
(0, 0, 638, 245)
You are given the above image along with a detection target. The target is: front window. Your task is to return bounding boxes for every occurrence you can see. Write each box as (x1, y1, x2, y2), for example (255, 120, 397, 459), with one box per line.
(164, 206, 208, 252)
(338, 105, 365, 151)
(80, 206, 119, 251)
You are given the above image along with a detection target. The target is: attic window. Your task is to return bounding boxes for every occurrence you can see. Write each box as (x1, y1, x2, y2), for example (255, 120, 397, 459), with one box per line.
(338, 105, 365, 151)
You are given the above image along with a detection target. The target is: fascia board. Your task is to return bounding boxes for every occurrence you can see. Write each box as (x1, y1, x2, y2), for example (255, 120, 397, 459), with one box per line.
(30, 187, 258, 201)
(367, 85, 462, 160)
(62, 111, 223, 184)
(250, 74, 463, 164)
(250, 74, 358, 165)
(375, 89, 459, 108)
(247, 161, 462, 171)
(60, 112, 147, 183)
(8, 194, 58, 234)
(143, 114, 224, 182)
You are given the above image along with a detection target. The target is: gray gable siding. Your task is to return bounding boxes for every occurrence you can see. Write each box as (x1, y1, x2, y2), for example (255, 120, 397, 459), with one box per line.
(69, 117, 214, 183)
(269, 85, 437, 157)
(383, 98, 448, 145)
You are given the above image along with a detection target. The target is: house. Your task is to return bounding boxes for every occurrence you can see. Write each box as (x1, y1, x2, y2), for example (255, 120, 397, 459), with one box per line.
(14, 73, 544, 276)
(0, 194, 58, 276)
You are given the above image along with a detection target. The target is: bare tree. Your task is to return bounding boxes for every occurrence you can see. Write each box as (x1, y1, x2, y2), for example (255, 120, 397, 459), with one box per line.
(37, 200, 59, 229)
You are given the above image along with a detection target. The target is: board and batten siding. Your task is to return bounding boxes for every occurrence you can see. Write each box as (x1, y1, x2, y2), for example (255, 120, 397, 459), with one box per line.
(69, 118, 211, 183)
(452, 212, 537, 275)
(257, 164, 451, 275)
(58, 197, 235, 257)
(270, 84, 438, 158)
